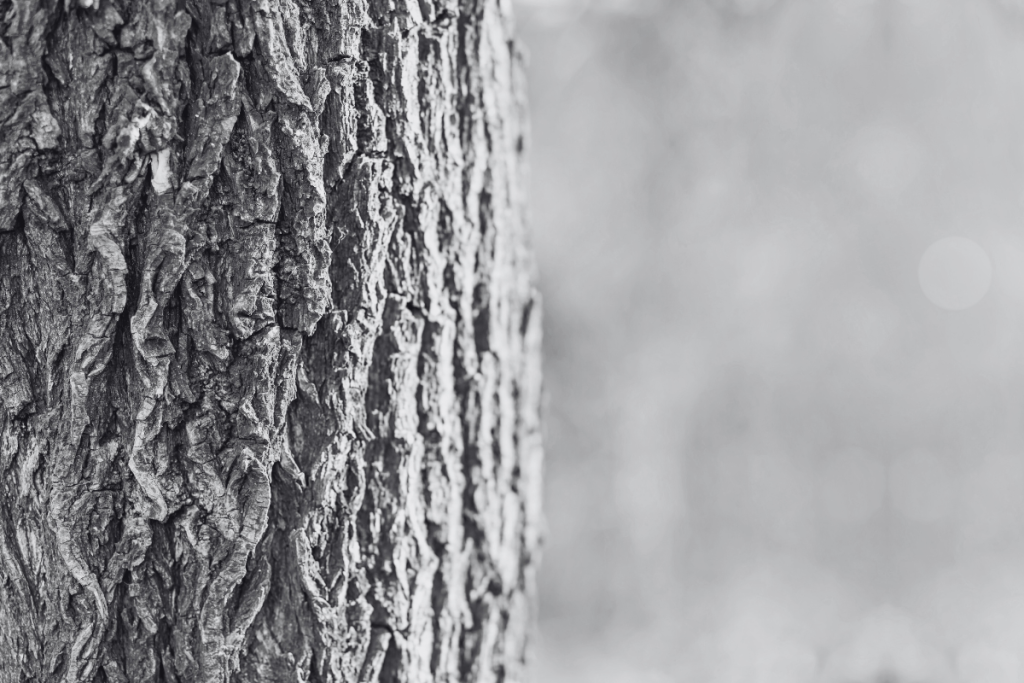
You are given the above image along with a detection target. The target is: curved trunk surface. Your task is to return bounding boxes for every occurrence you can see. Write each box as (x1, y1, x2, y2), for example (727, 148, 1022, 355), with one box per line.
(0, 0, 542, 681)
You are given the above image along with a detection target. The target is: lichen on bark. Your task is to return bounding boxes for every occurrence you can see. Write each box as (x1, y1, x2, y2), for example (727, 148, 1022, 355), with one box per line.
(0, 0, 542, 681)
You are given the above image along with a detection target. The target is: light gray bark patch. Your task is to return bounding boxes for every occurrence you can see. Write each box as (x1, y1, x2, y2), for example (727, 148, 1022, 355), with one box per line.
(254, 1, 314, 113)
(185, 54, 242, 182)
(272, 108, 332, 333)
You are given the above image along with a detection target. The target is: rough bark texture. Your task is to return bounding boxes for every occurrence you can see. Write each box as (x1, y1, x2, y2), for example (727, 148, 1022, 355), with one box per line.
(0, 0, 542, 680)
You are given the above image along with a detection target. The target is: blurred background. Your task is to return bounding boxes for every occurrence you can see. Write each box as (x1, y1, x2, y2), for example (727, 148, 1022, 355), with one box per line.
(514, 1, 1024, 681)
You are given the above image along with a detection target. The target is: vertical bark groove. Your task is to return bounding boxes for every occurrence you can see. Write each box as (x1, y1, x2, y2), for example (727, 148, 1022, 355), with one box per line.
(0, 0, 541, 680)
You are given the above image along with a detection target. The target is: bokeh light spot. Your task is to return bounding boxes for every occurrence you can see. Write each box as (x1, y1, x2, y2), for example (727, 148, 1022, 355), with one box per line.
(918, 237, 993, 311)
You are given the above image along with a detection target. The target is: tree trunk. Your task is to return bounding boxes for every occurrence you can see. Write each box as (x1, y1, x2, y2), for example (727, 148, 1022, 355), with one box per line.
(0, 0, 542, 680)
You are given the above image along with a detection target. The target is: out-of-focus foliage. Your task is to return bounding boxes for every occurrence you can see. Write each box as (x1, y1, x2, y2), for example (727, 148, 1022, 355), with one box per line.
(518, 0, 1024, 681)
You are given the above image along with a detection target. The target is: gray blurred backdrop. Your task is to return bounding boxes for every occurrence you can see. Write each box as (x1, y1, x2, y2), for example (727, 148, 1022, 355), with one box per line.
(515, 1, 1024, 681)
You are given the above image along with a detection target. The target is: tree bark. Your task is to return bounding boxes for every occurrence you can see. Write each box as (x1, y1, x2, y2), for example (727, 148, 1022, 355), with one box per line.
(0, 0, 542, 680)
